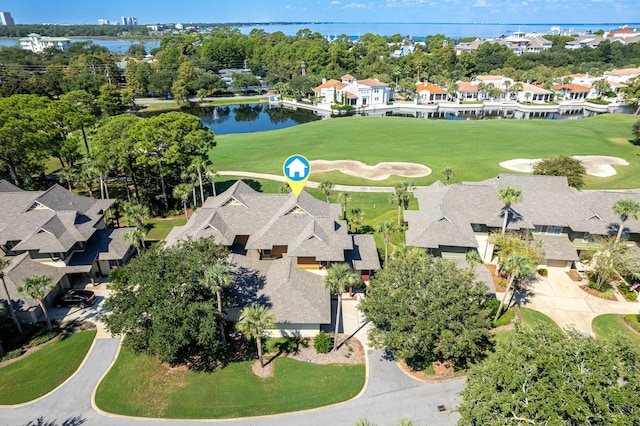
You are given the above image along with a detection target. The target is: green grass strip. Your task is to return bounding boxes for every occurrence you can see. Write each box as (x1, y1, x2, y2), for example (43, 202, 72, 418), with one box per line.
(0, 331, 96, 404)
(96, 347, 365, 418)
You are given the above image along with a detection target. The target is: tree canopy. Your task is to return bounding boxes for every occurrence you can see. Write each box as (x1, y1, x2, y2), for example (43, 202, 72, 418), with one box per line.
(458, 325, 640, 425)
(359, 248, 494, 370)
(104, 238, 228, 367)
(533, 155, 587, 189)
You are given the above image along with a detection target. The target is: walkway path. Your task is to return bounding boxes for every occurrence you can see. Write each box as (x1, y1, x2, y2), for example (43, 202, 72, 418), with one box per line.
(499, 269, 640, 335)
(218, 171, 395, 193)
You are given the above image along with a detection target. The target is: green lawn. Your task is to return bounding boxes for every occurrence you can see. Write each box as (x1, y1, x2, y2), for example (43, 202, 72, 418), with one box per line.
(0, 331, 96, 404)
(493, 307, 559, 344)
(95, 347, 365, 418)
(212, 114, 640, 189)
(517, 307, 560, 330)
(592, 314, 640, 344)
(145, 217, 187, 241)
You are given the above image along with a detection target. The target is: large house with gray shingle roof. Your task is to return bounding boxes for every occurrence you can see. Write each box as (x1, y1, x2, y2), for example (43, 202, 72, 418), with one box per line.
(406, 175, 640, 271)
(0, 181, 134, 323)
(166, 180, 381, 337)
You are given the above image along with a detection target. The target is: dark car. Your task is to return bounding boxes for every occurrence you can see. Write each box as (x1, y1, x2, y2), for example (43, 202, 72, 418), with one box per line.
(55, 290, 96, 308)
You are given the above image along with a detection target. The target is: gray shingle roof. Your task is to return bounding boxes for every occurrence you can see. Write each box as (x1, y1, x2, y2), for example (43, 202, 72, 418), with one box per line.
(2, 253, 67, 311)
(228, 254, 330, 324)
(534, 235, 579, 261)
(0, 182, 113, 254)
(167, 180, 352, 262)
(345, 235, 381, 271)
(407, 175, 640, 253)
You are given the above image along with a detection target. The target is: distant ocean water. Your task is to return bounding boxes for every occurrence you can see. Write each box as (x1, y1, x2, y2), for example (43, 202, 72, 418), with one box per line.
(236, 22, 639, 39)
(1, 22, 637, 52)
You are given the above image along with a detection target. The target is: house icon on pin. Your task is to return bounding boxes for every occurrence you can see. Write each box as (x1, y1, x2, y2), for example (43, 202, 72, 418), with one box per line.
(285, 157, 309, 180)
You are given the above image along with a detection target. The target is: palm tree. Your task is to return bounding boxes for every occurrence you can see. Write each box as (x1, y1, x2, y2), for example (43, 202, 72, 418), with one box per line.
(237, 305, 274, 368)
(206, 167, 218, 197)
(442, 167, 454, 185)
(612, 199, 640, 243)
(75, 162, 99, 198)
(19, 274, 55, 330)
(319, 179, 334, 203)
(279, 183, 292, 193)
(1, 257, 22, 334)
(494, 253, 535, 321)
(123, 226, 147, 254)
(376, 221, 398, 263)
(389, 182, 411, 226)
(173, 183, 191, 220)
(190, 156, 208, 206)
(181, 168, 198, 208)
(337, 192, 351, 221)
(201, 262, 234, 346)
(59, 166, 76, 191)
(497, 186, 522, 234)
(350, 208, 365, 233)
(324, 263, 360, 351)
(122, 201, 150, 229)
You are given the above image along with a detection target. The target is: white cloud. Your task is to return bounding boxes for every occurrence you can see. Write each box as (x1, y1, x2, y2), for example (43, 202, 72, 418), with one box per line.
(330, 0, 341, 4)
(342, 2, 369, 8)
(473, 0, 489, 6)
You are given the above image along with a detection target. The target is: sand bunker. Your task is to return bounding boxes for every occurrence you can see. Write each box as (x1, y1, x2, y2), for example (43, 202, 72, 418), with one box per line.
(310, 160, 432, 180)
(499, 156, 629, 178)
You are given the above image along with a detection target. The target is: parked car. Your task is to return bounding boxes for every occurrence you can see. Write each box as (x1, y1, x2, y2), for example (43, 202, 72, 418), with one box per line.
(55, 290, 96, 308)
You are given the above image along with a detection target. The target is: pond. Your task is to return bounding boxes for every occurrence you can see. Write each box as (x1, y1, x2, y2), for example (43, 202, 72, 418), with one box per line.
(166, 104, 321, 135)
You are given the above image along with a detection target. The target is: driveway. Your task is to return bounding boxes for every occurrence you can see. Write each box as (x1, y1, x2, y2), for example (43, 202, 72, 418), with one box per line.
(0, 295, 464, 426)
(503, 268, 640, 334)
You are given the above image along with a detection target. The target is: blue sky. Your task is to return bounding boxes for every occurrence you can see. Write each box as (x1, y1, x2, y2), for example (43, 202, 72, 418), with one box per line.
(1, 0, 637, 25)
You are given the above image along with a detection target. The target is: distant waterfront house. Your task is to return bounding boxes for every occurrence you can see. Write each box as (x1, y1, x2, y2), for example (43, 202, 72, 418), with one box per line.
(518, 83, 553, 103)
(454, 81, 480, 101)
(603, 68, 640, 84)
(405, 175, 640, 271)
(474, 75, 514, 89)
(551, 83, 591, 101)
(165, 181, 380, 337)
(19, 33, 71, 53)
(0, 181, 134, 323)
(314, 74, 390, 107)
(565, 36, 605, 50)
(415, 81, 448, 104)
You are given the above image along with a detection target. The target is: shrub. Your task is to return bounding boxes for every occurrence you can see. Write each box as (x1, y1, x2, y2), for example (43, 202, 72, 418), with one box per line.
(0, 348, 24, 362)
(618, 281, 638, 302)
(263, 337, 298, 354)
(486, 298, 501, 320)
(493, 308, 515, 328)
(313, 331, 332, 354)
(624, 314, 640, 334)
(29, 330, 59, 347)
(537, 268, 548, 277)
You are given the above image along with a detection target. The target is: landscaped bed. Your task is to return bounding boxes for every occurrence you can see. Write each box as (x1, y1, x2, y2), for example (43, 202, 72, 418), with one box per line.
(95, 343, 365, 418)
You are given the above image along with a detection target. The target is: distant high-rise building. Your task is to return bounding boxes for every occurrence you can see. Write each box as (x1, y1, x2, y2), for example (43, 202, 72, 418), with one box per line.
(120, 16, 138, 25)
(98, 18, 110, 25)
(0, 11, 15, 25)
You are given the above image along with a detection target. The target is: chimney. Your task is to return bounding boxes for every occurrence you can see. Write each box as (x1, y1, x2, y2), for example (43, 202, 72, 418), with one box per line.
(322, 78, 326, 84)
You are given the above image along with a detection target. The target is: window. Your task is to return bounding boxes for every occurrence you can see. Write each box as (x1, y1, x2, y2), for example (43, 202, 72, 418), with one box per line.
(546, 226, 562, 235)
(263, 249, 272, 257)
(533, 225, 543, 234)
(471, 223, 482, 232)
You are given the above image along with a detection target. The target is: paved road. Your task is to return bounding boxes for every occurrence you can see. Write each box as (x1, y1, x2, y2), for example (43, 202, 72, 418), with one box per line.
(0, 340, 463, 426)
(218, 171, 396, 193)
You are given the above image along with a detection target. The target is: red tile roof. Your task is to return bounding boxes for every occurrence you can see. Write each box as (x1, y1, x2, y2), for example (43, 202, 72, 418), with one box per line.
(551, 83, 591, 93)
(476, 75, 502, 81)
(520, 83, 552, 94)
(341, 74, 355, 80)
(415, 81, 447, 93)
(604, 68, 640, 76)
(357, 79, 388, 87)
(456, 81, 478, 92)
(314, 79, 340, 91)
